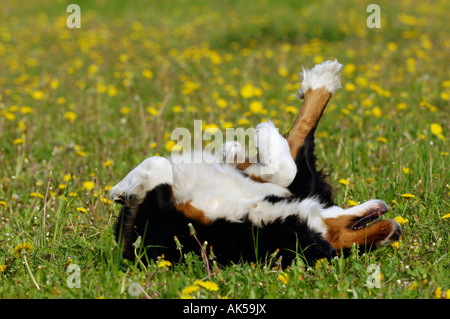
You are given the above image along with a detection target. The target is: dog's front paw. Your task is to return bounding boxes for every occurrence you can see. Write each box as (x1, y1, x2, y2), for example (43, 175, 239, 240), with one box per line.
(109, 156, 173, 206)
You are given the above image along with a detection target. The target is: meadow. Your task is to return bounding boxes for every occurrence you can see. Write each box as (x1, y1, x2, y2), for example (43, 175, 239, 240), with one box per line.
(0, 0, 448, 299)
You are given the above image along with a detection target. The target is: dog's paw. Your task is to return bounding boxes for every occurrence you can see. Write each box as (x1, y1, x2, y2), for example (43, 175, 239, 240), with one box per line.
(255, 120, 283, 165)
(109, 156, 173, 206)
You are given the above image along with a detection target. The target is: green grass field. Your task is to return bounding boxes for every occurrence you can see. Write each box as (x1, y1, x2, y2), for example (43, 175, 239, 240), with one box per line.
(0, 0, 448, 299)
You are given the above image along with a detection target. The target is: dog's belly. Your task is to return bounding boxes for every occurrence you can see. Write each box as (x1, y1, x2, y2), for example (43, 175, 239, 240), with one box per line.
(170, 160, 291, 222)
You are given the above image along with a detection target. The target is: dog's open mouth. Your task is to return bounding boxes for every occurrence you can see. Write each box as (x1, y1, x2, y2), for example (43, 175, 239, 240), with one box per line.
(351, 206, 389, 230)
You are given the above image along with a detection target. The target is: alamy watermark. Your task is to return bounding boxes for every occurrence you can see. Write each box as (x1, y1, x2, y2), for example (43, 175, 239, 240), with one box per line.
(169, 120, 281, 175)
(66, 4, 81, 28)
(366, 4, 381, 28)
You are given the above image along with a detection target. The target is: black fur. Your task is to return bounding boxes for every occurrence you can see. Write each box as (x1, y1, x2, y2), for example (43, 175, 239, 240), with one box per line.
(114, 184, 336, 268)
(287, 127, 334, 207)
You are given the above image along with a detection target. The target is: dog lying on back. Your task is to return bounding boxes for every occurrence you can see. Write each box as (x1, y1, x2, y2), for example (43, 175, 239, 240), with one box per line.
(109, 60, 402, 268)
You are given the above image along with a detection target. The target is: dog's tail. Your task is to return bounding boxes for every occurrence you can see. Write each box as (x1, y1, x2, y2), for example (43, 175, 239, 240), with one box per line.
(287, 60, 343, 160)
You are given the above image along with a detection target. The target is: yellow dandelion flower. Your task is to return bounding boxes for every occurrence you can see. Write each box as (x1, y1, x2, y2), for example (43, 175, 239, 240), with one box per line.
(32, 90, 44, 100)
(157, 260, 173, 268)
(396, 102, 407, 110)
(76, 207, 87, 213)
(20, 106, 34, 114)
(391, 241, 400, 249)
(394, 216, 409, 226)
(430, 123, 442, 136)
(376, 136, 388, 143)
(240, 83, 254, 99)
(0, 265, 6, 272)
(103, 159, 113, 168)
(146, 106, 159, 116)
(372, 107, 383, 118)
(285, 106, 298, 114)
(344, 82, 356, 92)
(400, 193, 415, 198)
(165, 140, 176, 152)
(216, 98, 227, 109)
(142, 69, 153, 79)
(120, 107, 130, 115)
(221, 122, 234, 129)
(402, 167, 411, 174)
(181, 285, 200, 295)
(278, 65, 288, 77)
(441, 213, 450, 219)
(50, 79, 59, 90)
(0, 201, 7, 207)
(249, 101, 263, 114)
(63, 111, 77, 122)
(83, 181, 95, 191)
(277, 273, 289, 285)
(63, 173, 74, 182)
(13, 138, 25, 145)
(194, 280, 219, 291)
(30, 192, 45, 199)
(435, 287, 442, 299)
(347, 199, 359, 207)
(338, 179, 350, 186)
(13, 242, 33, 258)
(107, 85, 118, 96)
(237, 118, 250, 126)
(172, 105, 183, 113)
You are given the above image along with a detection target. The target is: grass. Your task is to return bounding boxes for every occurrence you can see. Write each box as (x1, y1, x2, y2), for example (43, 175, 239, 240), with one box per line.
(0, 0, 448, 299)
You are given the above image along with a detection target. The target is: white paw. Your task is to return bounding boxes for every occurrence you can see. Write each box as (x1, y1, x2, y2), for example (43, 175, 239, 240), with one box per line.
(109, 156, 173, 206)
(255, 120, 283, 166)
(252, 121, 297, 186)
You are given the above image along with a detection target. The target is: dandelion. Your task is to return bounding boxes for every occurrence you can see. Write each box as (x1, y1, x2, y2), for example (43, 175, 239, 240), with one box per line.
(83, 181, 95, 191)
(435, 287, 443, 299)
(76, 207, 87, 213)
(13, 242, 40, 290)
(194, 280, 219, 291)
(165, 140, 176, 152)
(0, 201, 7, 207)
(347, 199, 359, 207)
(142, 69, 153, 79)
(277, 273, 289, 285)
(430, 123, 442, 136)
(441, 213, 450, 219)
(285, 106, 298, 114)
(157, 259, 173, 268)
(63, 111, 77, 122)
(344, 82, 356, 92)
(32, 90, 44, 100)
(338, 179, 350, 186)
(120, 106, 131, 115)
(249, 101, 263, 114)
(0, 265, 6, 272)
(103, 159, 113, 168)
(376, 137, 388, 143)
(372, 107, 383, 118)
(13, 138, 25, 145)
(400, 193, 415, 198)
(394, 216, 409, 226)
(216, 98, 227, 109)
(402, 167, 411, 174)
(20, 106, 34, 114)
(30, 192, 45, 199)
(182, 285, 200, 296)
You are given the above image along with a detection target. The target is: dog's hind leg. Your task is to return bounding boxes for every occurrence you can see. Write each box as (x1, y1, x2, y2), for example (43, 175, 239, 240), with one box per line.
(287, 60, 343, 160)
(287, 60, 343, 205)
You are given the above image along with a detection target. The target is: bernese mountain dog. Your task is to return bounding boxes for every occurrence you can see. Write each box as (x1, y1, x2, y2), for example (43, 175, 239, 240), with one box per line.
(109, 60, 402, 268)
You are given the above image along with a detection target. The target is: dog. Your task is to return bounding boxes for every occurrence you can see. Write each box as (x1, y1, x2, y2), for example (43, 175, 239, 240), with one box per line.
(109, 60, 402, 268)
